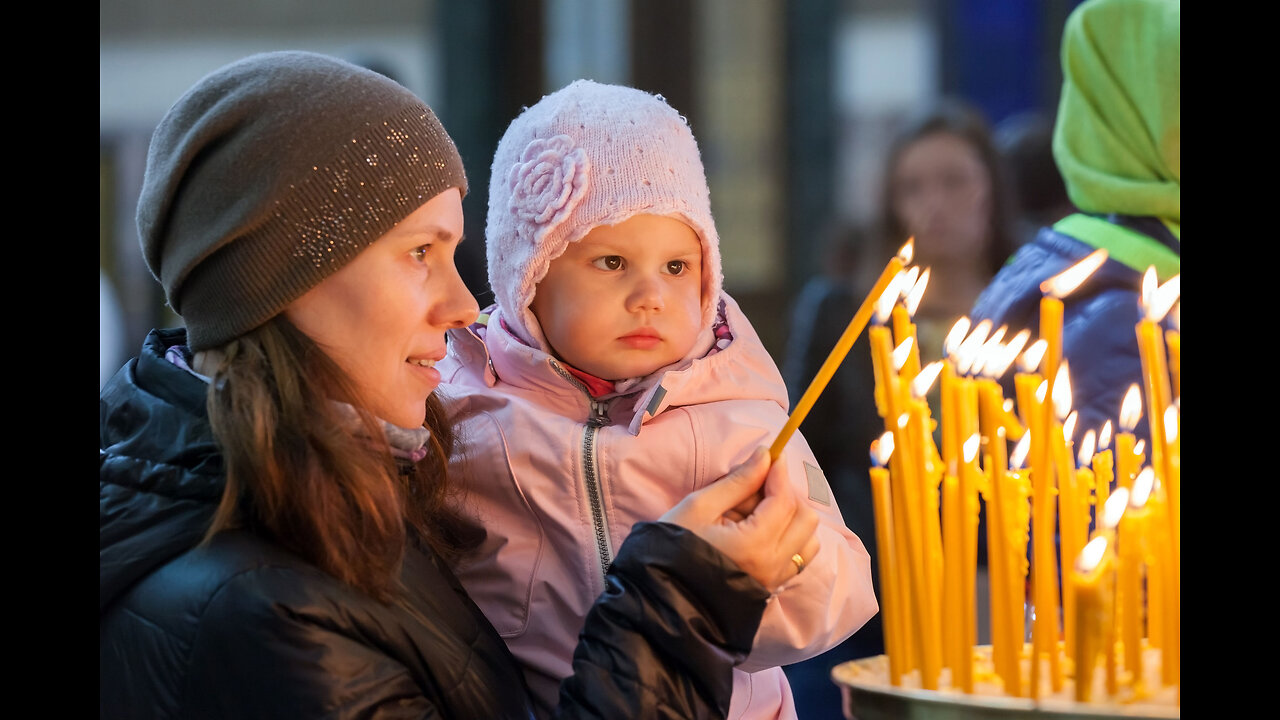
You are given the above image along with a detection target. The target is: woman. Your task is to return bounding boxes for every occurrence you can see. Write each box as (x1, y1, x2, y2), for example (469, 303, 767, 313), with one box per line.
(100, 51, 818, 720)
(869, 98, 1016, 359)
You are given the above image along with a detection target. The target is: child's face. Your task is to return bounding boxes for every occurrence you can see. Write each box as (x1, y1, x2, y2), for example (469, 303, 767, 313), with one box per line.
(530, 214, 703, 380)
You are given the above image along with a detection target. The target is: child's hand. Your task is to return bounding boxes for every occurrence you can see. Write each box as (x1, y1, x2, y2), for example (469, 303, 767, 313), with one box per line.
(660, 447, 821, 591)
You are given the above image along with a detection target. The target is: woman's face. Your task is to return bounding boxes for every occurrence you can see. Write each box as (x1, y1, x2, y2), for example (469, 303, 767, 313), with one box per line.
(890, 130, 992, 263)
(284, 187, 478, 428)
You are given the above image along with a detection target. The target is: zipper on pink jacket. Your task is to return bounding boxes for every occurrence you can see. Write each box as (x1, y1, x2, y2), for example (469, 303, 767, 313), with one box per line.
(550, 361, 615, 583)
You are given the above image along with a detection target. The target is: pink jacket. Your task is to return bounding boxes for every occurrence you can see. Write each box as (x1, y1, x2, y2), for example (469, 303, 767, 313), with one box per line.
(435, 293, 879, 720)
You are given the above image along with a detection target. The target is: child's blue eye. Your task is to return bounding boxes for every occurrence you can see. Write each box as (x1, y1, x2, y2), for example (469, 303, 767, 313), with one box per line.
(593, 256, 624, 271)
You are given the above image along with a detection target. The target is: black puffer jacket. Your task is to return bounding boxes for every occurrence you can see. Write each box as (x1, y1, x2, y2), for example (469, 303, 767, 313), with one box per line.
(101, 328, 770, 720)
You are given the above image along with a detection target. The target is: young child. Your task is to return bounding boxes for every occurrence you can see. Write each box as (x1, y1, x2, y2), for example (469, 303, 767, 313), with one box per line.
(436, 80, 879, 720)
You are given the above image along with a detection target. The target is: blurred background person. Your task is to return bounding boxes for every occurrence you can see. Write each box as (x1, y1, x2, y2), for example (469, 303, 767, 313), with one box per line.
(969, 0, 1179, 446)
(994, 110, 1076, 250)
(864, 97, 1017, 363)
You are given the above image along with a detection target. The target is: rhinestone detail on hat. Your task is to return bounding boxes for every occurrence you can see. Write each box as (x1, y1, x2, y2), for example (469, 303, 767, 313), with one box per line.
(275, 107, 465, 269)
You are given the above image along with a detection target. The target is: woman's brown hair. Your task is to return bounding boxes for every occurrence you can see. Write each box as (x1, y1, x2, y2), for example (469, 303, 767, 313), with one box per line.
(200, 315, 470, 602)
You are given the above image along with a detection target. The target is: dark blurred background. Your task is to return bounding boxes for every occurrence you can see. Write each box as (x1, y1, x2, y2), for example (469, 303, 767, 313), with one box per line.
(101, 0, 1081, 380)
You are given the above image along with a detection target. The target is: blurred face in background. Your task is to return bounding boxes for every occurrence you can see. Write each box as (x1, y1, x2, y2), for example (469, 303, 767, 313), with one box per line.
(890, 130, 992, 265)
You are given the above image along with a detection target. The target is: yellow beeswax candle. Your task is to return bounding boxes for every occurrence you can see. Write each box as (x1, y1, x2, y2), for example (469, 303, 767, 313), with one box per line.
(869, 440, 904, 685)
(941, 472, 964, 681)
(1093, 448, 1113, 520)
(870, 324, 934, 684)
(1165, 329, 1179, 400)
(977, 379, 1020, 693)
(1098, 487, 1129, 699)
(1071, 535, 1114, 703)
(770, 246, 909, 460)
(1119, 469, 1152, 689)
(892, 303, 921, 383)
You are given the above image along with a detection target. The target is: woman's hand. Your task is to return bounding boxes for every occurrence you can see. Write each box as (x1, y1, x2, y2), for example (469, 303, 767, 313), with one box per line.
(659, 447, 821, 591)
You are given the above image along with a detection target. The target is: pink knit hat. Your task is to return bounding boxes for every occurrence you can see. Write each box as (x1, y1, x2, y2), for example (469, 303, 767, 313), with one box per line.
(486, 79, 722, 352)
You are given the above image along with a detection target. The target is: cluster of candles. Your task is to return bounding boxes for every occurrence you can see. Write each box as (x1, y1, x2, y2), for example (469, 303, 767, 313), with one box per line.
(772, 239, 1180, 705)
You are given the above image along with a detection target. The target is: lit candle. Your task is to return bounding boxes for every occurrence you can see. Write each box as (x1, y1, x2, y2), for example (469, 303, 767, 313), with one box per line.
(869, 434, 904, 685)
(1071, 535, 1114, 703)
(1165, 326, 1180, 401)
(892, 267, 924, 383)
(1116, 385, 1143, 490)
(976, 336, 1022, 695)
(1093, 422, 1114, 514)
(1098, 486, 1130, 698)
(1119, 467, 1153, 691)
(769, 240, 912, 460)
(870, 322, 935, 686)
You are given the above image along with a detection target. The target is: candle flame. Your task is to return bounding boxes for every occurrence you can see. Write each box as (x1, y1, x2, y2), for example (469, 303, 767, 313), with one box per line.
(898, 238, 915, 265)
(1141, 267, 1157, 312)
(1019, 339, 1047, 374)
(1144, 273, 1181, 322)
(990, 329, 1030, 378)
(871, 431, 895, 467)
(1010, 433, 1030, 469)
(955, 320, 992, 375)
(1099, 420, 1113, 451)
(1052, 361, 1073, 419)
(1041, 248, 1108, 298)
(1170, 301, 1179, 331)
(904, 268, 930, 316)
(892, 336, 914, 371)
(897, 412, 910, 429)
(1076, 534, 1108, 573)
(1120, 384, 1142, 431)
(1003, 398, 1014, 413)
(1036, 379, 1048, 404)
(963, 433, 981, 464)
(1101, 487, 1129, 531)
(1133, 438, 1145, 456)
(911, 360, 943, 398)
(944, 317, 971, 358)
(873, 270, 905, 324)
(1062, 411, 1078, 443)
(1164, 404, 1178, 444)
(1078, 429, 1096, 466)
(975, 326, 1008, 377)
(1130, 467, 1154, 507)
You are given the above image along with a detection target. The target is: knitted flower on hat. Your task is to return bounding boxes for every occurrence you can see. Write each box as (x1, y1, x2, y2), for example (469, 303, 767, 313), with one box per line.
(486, 79, 723, 354)
(506, 135, 591, 235)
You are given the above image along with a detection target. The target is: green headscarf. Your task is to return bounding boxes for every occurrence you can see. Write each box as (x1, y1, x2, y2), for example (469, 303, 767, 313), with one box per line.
(1053, 0, 1180, 239)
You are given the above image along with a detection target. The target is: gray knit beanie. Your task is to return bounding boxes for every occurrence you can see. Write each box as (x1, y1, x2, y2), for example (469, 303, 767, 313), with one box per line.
(137, 51, 468, 351)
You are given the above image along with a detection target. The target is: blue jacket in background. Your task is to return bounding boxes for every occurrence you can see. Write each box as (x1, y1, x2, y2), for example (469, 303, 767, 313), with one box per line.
(969, 214, 1179, 447)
